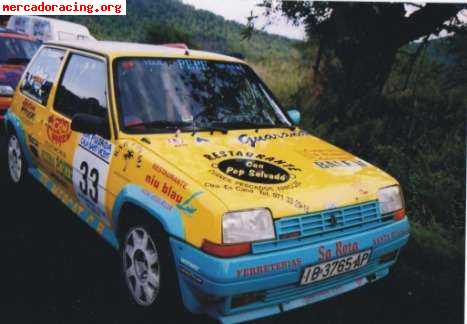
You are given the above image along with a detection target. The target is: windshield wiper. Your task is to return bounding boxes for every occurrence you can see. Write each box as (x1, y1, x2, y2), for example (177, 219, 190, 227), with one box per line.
(191, 110, 229, 135)
(126, 120, 191, 130)
(200, 125, 228, 134)
(218, 121, 293, 131)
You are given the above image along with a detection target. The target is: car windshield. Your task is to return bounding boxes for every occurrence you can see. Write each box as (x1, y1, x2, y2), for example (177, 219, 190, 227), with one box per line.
(0, 37, 41, 65)
(115, 58, 291, 132)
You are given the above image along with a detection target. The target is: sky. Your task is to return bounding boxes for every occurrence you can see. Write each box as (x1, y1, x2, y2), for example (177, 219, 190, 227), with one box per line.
(182, 0, 306, 40)
(182, 1, 466, 41)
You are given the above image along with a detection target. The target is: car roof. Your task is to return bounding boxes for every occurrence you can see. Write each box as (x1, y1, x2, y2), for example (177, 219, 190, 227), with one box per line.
(44, 40, 244, 63)
(0, 27, 35, 40)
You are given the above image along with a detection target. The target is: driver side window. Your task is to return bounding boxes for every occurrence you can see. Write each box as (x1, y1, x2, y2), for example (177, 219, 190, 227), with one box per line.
(54, 53, 108, 120)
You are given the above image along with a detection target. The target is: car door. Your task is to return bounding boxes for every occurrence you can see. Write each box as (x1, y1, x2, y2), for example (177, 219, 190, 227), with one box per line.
(16, 46, 66, 174)
(50, 52, 114, 223)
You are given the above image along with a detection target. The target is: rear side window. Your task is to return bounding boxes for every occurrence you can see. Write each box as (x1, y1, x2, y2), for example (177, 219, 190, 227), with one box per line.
(20, 47, 64, 106)
(54, 54, 108, 119)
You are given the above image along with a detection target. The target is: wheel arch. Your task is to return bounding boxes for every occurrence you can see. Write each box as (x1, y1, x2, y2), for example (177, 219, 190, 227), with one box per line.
(112, 184, 185, 243)
(3, 111, 33, 167)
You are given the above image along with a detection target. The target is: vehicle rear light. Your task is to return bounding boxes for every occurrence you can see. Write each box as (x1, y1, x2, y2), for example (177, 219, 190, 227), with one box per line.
(201, 240, 251, 258)
(393, 209, 405, 221)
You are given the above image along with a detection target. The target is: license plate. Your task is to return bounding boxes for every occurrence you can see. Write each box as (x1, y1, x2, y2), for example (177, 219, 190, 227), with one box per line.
(300, 250, 371, 285)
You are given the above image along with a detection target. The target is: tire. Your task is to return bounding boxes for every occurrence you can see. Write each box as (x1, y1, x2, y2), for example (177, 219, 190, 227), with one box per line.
(120, 214, 183, 316)
(4, 131, 28, 186)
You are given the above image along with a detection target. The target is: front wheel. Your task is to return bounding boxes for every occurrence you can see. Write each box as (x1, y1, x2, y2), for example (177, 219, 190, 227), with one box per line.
(120, 218, 182, 314)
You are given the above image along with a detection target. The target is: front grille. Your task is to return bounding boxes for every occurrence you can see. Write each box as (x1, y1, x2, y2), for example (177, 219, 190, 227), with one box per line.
(253, 201, 392, 254)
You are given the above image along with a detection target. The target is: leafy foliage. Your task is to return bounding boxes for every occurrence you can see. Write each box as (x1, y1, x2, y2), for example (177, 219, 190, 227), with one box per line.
(57, 0, 297, 61)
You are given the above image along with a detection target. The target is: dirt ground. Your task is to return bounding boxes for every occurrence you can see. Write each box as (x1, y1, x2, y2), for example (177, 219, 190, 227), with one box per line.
(0, 142, 463, 324)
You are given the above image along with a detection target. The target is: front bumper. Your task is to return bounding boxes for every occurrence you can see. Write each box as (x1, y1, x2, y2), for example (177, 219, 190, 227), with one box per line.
(170, 217, 410, 323)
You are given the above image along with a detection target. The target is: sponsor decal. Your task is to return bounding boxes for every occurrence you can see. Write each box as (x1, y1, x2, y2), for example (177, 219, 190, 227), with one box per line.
(73, 134, 114, 220)
(152, 163, 188, 189)
(168, 137, 185, 146)
(302, 148, 354, 161)
(28, 135, 39, 147)
(314, 160, 367, 169)
(204, 151, 301, 185)
(204, 181, 309, 212)
(41, 150, 54, 167)
(194, 136, 209, 144)
(204, 151, 302, 172)
(114, 141, 143, 172)
(236, 258, 303, 278)
(20, 99, 36, 122)
(55, 157, 72, 183)
(179, 266, 203, 285)
(217, 158, 290, 184)
(319, 241, 359, 262)
(167, 130, 186, 147)
(80, 134, 113, 163)
(176, 191, 203, 216)
(47, 115, 72, 146)
(238, 129, 308, 148)
(36, 172, 110, 241)
(180, 257, 200, 272)
(373, 229, 409, 246)
(203, 151, 308, 211)
(145, 175, 184, 204)
(300, 148, 368, 169)
(141, 189, 173, 211)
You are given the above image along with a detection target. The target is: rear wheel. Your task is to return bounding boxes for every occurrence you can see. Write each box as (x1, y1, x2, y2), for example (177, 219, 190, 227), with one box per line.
(120, 215, 182, 315)
(5, 132, 27, 186)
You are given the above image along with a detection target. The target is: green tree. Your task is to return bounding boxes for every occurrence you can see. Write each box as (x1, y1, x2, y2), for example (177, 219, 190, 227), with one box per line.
(144, 22, 198, 48)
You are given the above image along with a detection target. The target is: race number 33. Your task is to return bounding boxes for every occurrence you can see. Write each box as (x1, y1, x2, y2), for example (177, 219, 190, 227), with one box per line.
(73, 134, 113, 219)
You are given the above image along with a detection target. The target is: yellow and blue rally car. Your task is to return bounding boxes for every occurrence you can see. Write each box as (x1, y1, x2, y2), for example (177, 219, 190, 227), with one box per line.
(3, 41, 410, 323)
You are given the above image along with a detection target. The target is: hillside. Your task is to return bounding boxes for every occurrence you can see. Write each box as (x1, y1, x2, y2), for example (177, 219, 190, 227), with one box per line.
(58, 0, 298, 61)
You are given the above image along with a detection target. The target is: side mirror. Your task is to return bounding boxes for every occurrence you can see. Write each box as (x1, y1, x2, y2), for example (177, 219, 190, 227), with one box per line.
(287, 109, 301, 125)
(71, 113, 110, 139)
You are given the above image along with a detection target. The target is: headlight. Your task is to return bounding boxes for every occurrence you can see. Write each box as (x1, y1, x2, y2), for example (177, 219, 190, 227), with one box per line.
(0, 85, 14, 97)
(223, 208, 275, 244)
(378, 185, 404, 214)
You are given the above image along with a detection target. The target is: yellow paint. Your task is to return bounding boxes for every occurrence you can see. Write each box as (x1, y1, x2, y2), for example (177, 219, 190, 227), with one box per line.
(10, 41, 400, 248)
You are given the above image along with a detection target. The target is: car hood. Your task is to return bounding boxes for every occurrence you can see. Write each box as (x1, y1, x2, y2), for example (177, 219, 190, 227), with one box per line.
(0, 64, 25, 88)
(136, 128, 397, 218)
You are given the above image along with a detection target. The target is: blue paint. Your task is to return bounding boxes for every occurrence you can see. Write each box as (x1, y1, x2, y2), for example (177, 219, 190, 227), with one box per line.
(176, 191, 204, 216)
(112, 184, 185, 239)
(170, 217, 409, 322)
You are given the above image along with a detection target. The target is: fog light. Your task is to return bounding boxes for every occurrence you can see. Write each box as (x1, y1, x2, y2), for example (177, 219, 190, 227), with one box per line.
(231, 291, 266, 308)
(379, 250, 398, 264)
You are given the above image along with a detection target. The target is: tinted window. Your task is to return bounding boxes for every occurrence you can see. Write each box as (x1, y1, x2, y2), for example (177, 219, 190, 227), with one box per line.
(54, 54, 108, 119)
(32, 20, 52, 41)
(0, 37, 41, 64)
(20, 47, 64, 106)
(115, 58, 290, 133)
